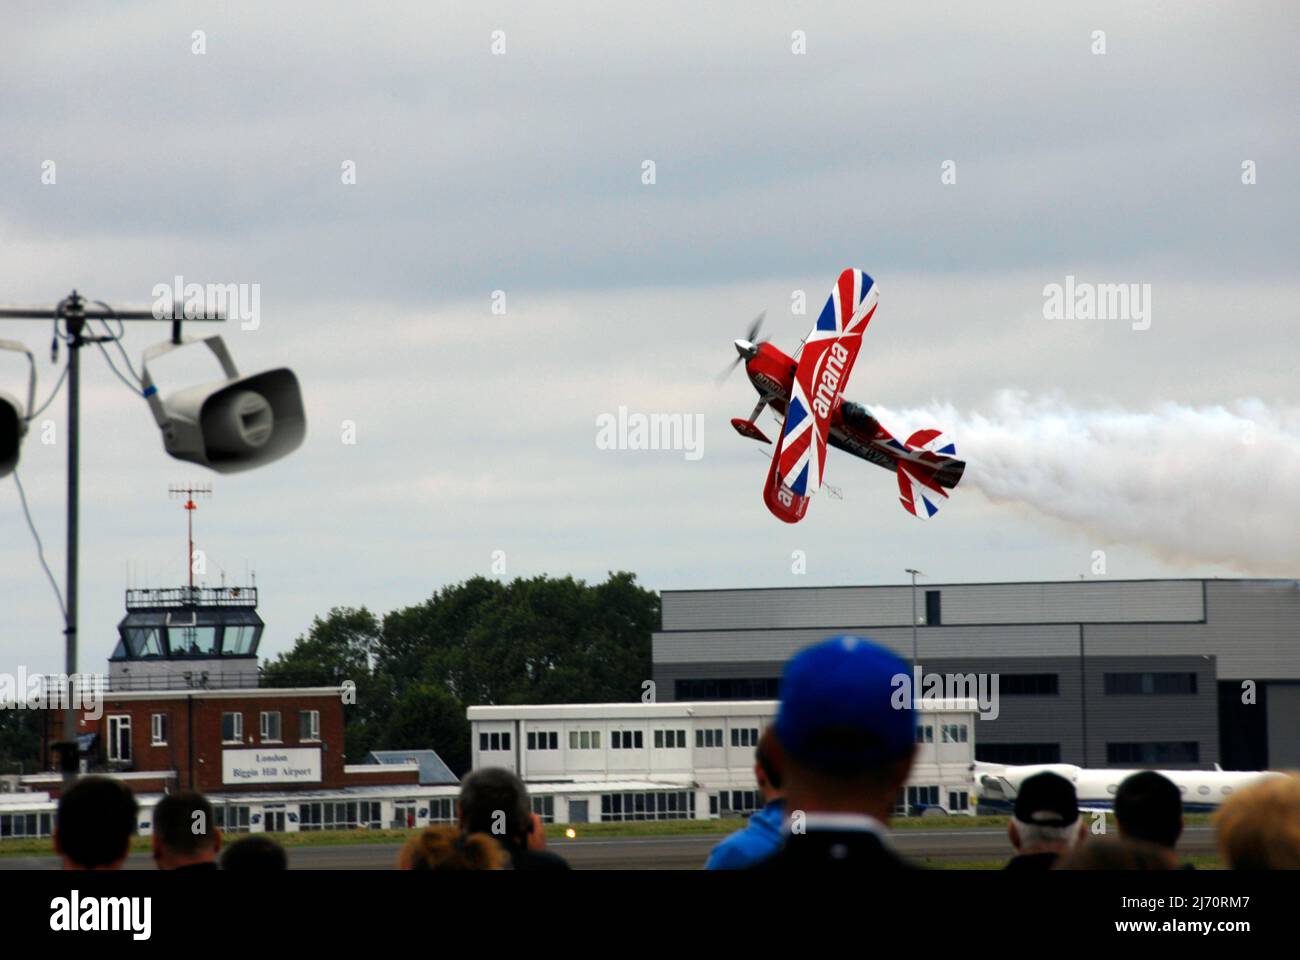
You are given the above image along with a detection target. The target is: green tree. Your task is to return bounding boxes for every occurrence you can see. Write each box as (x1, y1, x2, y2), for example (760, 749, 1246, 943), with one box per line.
(266, 573, 659, 776)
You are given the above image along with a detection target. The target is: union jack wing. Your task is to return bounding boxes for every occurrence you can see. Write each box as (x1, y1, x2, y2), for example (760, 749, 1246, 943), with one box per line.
(774, 269, 878, 501)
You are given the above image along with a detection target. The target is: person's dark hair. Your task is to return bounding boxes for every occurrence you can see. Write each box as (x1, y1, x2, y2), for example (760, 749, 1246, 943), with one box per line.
(459, 767, 530, 841)
(220, 834, 288, 871)
(56, 776, 138, 868)
(756, 726, 783, 791)
(1054, 836, 1178, 870)
(1115, 771, 1183, 849)
(152, 791, 217, 855)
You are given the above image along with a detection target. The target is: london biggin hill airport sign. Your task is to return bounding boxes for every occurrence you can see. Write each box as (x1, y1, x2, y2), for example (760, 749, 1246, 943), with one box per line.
(222, 747, 322, 785)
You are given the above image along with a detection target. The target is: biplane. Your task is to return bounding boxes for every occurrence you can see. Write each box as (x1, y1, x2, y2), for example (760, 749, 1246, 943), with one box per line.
(722, 269, 965, 523)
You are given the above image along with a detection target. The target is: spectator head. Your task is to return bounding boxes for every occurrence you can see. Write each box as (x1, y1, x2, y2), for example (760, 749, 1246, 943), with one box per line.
(459, 767, 532, 846)
(220, 834, 288, 871)
(54, 776, 138, 870)
(772, 636, 917, 821)
(1009, 772, 1084, 855)
(399, 825, 505, 870)
(1054, 836, 1179, 870)
(1215, 772, 1300, 870)
(151, 791, 221, 869)
(1115, 771, 1183, 849)
(754, 725, 784, 801)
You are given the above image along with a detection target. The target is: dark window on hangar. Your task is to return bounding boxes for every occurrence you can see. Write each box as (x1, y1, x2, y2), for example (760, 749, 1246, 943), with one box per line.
(1104, 672, 1198, 696)
(999, 674, 1060, 696)
(674, 678, 779, 701)
(975, 743, 1062, 765)
(1107, 741, 1200, 766)
(925, 590, 941, 625)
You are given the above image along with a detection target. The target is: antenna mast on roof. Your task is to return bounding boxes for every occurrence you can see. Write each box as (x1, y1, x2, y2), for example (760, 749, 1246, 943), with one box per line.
(169, 483, 212, 593)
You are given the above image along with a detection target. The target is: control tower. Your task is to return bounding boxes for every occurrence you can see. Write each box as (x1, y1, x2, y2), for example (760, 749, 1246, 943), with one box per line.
(109, 485, 263, 690)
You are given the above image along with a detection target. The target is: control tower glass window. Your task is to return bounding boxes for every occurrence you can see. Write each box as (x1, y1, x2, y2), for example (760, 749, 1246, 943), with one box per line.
(170, 625, 218, 657)
(224, 624, 258, 656)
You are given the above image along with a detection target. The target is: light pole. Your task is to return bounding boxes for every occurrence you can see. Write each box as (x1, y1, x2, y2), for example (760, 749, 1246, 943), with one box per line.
(1, 292, 224, 786)
(905, 568, 924, 667)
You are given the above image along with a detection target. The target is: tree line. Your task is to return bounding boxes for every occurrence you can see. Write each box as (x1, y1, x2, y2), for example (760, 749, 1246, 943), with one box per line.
(262, 572, 658, 774)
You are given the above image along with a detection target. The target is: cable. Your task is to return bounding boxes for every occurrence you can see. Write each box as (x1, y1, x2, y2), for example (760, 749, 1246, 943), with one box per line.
(92, 300, 143, 385)
(12, 470, 67, 620)
(27, 362, 69, 420)
(96, 340, 144, 395)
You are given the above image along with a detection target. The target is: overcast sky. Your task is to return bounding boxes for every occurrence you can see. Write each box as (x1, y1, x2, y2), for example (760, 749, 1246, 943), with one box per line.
(1, 2, 1297, 675)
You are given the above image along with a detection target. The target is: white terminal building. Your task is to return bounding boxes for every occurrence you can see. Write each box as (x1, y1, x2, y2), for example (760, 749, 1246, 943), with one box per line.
(468, 698, 980, 823)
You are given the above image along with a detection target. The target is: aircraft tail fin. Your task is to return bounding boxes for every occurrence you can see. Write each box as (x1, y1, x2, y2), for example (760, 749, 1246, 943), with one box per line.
(897, 430, 964, 519)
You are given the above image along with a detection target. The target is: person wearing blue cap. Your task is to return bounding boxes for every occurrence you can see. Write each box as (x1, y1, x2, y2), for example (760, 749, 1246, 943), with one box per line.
(754, 635, 918, 870)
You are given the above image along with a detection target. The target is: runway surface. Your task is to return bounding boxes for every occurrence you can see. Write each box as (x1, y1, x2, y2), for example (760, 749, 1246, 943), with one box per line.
(0, 825, 1217, 870)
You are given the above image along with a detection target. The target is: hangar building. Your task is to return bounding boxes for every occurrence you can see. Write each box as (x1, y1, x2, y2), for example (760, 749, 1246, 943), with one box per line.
(651, 579, 1300, 771)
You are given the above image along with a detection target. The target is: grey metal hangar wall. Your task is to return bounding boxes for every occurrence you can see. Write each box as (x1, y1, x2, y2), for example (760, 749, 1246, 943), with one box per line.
(652, 579, 1300, 770)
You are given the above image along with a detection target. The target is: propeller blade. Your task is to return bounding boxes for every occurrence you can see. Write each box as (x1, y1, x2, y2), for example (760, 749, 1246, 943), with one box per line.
(715, 354, 743, 385)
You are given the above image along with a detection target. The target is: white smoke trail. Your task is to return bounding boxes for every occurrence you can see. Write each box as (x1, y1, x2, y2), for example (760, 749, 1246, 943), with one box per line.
(875, 391, 1300, 574)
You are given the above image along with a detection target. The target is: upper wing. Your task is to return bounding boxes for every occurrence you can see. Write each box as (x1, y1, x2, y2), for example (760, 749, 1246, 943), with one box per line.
(775, 269, 878, 500)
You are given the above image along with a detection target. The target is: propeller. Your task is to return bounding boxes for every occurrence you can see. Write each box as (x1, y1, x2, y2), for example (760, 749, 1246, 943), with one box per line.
(716, 311, 767, 384)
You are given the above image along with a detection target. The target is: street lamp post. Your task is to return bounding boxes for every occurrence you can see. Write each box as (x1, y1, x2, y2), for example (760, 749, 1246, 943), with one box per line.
(905, 567, 923, 667)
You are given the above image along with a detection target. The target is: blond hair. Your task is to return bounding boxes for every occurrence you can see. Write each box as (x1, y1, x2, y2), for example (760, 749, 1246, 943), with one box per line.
(398, 825, 505, 871)
(1214, 772, 1300, 870)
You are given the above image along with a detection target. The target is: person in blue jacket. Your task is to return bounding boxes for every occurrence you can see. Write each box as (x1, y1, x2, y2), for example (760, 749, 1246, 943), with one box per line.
(705, 726, 785, 869)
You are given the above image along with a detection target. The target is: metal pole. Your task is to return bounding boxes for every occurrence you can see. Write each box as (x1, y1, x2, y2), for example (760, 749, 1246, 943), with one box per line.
(62, 298, 84, 788)
(1, 292, 226, 788)
(906, 568, 920, 667)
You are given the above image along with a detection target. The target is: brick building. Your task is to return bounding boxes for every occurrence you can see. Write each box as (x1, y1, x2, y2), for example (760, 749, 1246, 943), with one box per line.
(2, 581, 458, 843)
(34, 686, 416, 796)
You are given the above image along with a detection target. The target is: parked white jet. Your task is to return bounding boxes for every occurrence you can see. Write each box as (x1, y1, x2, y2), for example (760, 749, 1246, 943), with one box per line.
(972, 761, 1282, 814)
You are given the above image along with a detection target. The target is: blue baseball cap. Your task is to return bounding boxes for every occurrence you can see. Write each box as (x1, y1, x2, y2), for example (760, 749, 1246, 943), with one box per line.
(775, 636, 915, 774)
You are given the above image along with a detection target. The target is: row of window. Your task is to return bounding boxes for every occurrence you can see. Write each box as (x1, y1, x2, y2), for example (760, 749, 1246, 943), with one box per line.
(914, 723, 970, 744)
(1107, 741, 1200, 765)
(491, 726, 767, 755)
(976, 743, 1063, 764)
(1104, 672, 1198, 696)
(2, 800, 473, 842)
(220, 710, 320, 745)
(105, 709, 321, 763)
(716, 790, 761, 816)
(670, 670, 1199, 702)
(299, 800, 384, 831)
(896, 786, 969, 813)
(674, 678, 780, 701)
(600, 791, 696, 822)
(654, 729, 686, 749)
(0, 812, 53, 838)
(972, 742, 1202, 765)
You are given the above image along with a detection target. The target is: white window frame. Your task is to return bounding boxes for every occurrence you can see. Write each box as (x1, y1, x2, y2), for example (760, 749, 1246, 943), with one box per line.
(260, 710, 282, 743)
(150, 713, 168, 746)
(222, 712, 244, 744)
(300, 710, 321, 742)
(107, 714, 132, 762)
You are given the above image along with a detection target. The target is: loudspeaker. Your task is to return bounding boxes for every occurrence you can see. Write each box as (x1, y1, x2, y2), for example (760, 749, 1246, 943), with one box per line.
(0, 340, 35, 478)
(141, 337, 305, 474)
